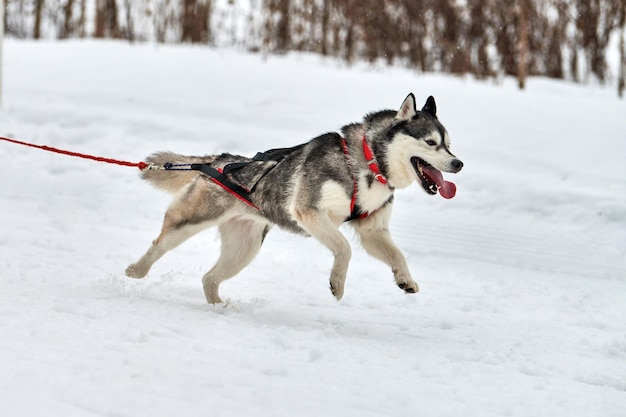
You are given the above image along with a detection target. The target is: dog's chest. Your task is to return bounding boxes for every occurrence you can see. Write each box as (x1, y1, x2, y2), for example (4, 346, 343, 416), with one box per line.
(356, 172, 393, 214)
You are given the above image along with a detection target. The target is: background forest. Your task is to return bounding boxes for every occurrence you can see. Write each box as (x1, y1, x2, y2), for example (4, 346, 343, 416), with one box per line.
(3, 0, 626, 94)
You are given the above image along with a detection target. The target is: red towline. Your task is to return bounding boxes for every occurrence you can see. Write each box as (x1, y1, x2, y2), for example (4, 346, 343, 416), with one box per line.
(0, 136, 148, 170)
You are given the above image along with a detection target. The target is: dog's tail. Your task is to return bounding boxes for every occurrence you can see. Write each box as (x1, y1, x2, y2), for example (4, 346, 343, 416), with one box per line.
(140, 151, 217, 194)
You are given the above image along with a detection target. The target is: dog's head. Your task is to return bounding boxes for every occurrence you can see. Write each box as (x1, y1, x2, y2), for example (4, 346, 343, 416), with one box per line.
(385, 93, 463, 198)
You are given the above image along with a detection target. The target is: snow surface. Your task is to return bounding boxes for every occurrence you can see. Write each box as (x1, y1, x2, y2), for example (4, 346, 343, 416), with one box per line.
(1, 40, 625, 417)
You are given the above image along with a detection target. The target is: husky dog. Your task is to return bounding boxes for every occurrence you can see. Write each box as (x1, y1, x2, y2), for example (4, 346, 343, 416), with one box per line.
(126, 94, 463, 304)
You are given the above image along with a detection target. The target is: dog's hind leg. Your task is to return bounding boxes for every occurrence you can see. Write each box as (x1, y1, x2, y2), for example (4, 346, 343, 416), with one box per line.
(351, 204, 418, 294)
(293, 209, 352, 301)
(125, 220, 211, 279)
(126, 176, 226, 279)
(202, 218, 271, 304)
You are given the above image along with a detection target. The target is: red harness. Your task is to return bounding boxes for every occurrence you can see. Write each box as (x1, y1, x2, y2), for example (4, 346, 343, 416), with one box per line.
(341, 136, 390, 220)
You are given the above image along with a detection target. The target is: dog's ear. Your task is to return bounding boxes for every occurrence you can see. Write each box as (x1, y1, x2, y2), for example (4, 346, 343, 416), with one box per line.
(396, 93, 418, 121)
(422, 96, 437, 117)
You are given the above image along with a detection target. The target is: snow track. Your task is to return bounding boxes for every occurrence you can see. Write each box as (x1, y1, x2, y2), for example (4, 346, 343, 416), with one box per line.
(394, 213, 624, 278)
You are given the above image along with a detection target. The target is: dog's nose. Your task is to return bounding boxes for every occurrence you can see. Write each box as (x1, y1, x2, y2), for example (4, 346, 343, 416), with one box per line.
(451, 159, 463, 172)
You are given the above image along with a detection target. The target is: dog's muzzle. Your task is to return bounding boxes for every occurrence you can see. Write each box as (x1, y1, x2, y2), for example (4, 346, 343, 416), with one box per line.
(412, 157, 461, 199)
(450, 159, 463, 173)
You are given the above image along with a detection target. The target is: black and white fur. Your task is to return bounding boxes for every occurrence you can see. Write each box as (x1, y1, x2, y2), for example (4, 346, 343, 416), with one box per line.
(126, 94, 463, 304)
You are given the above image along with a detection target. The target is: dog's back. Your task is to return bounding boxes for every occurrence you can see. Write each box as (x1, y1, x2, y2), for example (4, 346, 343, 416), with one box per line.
(141, 152, 251, 194)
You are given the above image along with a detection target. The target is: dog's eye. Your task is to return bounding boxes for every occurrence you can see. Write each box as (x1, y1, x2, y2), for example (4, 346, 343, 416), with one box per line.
(425, 140, 437, 146)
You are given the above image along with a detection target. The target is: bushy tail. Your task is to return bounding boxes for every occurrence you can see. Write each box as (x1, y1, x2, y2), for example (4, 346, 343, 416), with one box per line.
(140, 151, 218, 194)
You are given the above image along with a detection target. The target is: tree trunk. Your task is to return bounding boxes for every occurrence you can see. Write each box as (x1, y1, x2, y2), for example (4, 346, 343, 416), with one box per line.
(617, 26, 626, 98)
(181, 0, 211, 43)
(517, 0, 529, 90)
(320, 0, 330, 56)
(95, 0, 120, 39)
(34, 0, 44, 39)
(618, 2, 625, 98)
(94, 0, 104, 38)
(79, 0, 86, 38)
(124, 0, 134, 42)
(61, 0, 75, 39)
(275, 0, 290, 52)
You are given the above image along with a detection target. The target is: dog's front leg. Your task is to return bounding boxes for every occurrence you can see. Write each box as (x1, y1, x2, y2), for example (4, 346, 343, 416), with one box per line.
(294, 209, 352, 301)
(352, 205, 418, 294)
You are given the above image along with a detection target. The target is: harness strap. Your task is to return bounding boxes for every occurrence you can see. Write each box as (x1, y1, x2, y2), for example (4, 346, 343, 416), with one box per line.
(361, 136, 388, 185)
(190, 164, 259, 210)
(184, 145, 305, 210)
(342, 136, 390, 221)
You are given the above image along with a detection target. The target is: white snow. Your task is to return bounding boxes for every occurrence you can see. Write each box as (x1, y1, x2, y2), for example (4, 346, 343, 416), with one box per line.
(1, 40, 625, 417)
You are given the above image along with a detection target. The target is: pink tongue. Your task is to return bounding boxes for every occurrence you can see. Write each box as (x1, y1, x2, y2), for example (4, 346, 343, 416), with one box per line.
(422, 165, 457, 199)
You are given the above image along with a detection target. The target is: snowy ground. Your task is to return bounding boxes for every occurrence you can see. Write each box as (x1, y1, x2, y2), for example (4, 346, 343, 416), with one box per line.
(1, 40, 625, 417)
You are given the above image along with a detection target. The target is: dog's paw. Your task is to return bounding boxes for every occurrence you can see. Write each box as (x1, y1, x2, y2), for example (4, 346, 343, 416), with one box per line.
(393, 269, 419, 294)
(204, 291, 224, 305)
(329, 278, 345, 301)
(398, 281, 419, 293)
(125, 263, 147, 279)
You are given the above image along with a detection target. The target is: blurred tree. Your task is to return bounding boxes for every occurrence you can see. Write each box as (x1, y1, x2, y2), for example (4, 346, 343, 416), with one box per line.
(575, 0, 621, 82)
(432, 0, 467, 74)
(57, 0, 86, 39)
(320, 0, 330, 56)
(154, 0, 170, 43)
(543, 1, 569, 80)
(467, 0, 494, 79)
(517, 0, 530, 89)
(34, 0, 44, 39)
(400, 0, 427, 72)
(263, 0, 290, 52)
(494, 3, 517, 77)
(60, 0, 75, 39)
(181, 0, 211, 43)
(619, 0, 625, 98)
(123, 0, 134, 42)
(94, 0, 120, 38)
(79, 0, 86, 37)
(336, 0, 360, 64)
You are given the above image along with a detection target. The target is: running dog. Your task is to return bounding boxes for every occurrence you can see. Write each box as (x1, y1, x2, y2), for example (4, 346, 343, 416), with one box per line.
(126, 94, 463, 303)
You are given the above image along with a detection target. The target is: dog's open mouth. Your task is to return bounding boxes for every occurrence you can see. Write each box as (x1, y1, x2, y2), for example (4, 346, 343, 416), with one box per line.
(411, 157, 457, 199)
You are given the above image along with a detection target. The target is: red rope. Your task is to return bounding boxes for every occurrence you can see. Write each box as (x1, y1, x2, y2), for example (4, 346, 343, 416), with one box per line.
(0, 136, 148, 170)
